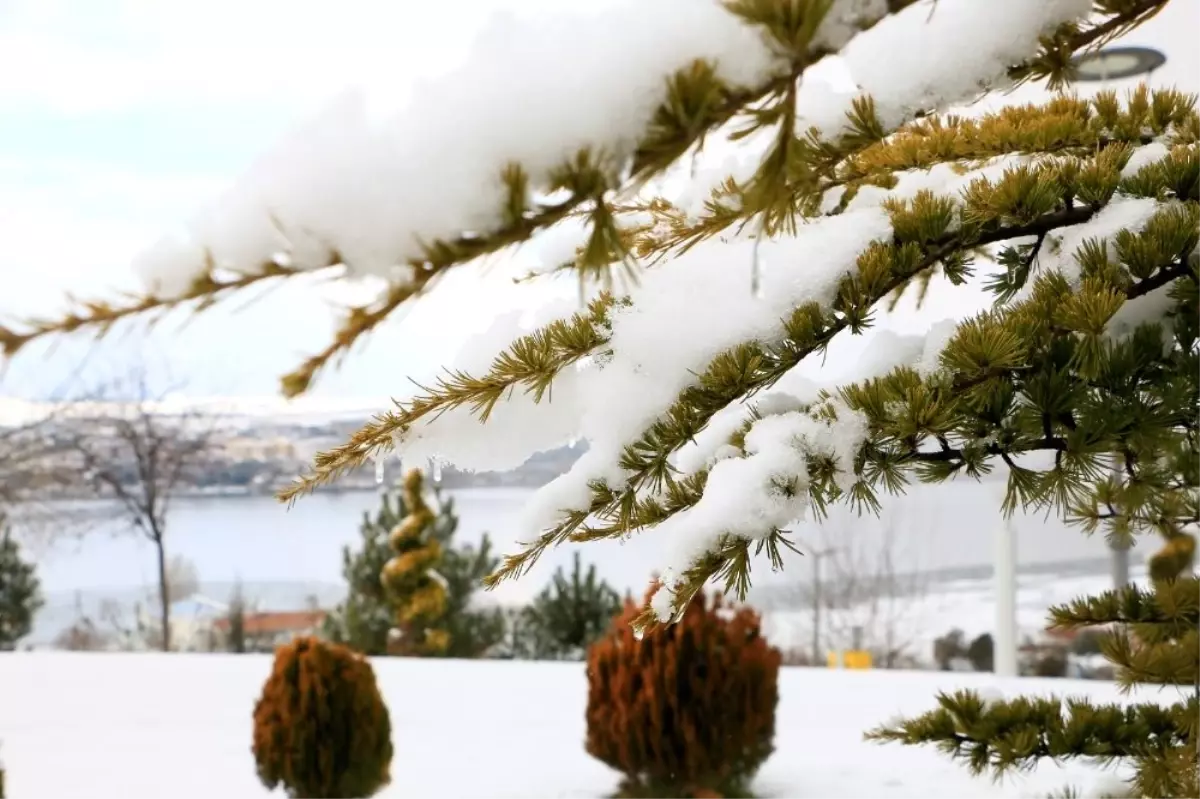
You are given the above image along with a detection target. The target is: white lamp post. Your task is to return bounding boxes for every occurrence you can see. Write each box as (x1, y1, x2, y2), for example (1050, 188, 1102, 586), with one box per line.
(994, 510, 1019, 678)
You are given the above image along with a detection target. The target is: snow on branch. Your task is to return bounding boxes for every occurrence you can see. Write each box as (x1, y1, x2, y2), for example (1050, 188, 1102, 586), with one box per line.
(278, 52, 1196, 511)
(487, 137, 1197, 619)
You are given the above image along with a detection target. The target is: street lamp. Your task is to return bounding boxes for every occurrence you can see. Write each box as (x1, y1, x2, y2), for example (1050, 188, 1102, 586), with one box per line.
(1070, 46, 1167, 82)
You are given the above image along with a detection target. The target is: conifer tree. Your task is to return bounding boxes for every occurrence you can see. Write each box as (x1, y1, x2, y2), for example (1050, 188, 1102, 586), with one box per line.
(382, 469, 451, 655)
(324, 490, 405, 655)
(516, 552, 623, 660)
(226, 580, 248, 654)
(7, 0, 1197, 792)
(0, 516, 43, 651)
(437, 524, 507, 659)
(326, 471, 504, 657)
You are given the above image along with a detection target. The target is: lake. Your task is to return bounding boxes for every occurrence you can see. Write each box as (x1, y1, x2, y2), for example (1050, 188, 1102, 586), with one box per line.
(25, 479, 1131, 608)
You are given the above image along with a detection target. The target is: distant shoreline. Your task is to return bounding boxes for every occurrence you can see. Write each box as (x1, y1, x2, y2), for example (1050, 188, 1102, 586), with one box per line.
(22, 478, 546, 505)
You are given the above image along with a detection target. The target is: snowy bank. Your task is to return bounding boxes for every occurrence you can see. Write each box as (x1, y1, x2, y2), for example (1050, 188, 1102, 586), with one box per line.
(0, 653, 1155, 797)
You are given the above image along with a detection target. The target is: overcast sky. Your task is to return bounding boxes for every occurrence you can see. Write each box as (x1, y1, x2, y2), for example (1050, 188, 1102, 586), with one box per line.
(0, 0, 1195, 402)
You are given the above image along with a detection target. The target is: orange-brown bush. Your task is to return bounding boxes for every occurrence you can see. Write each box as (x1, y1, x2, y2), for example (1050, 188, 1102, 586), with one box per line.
(252, 636, 393, 798)
(585, 590, 781, 798)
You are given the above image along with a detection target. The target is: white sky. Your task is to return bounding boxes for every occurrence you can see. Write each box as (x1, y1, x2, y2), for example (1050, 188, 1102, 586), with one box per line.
(0, 0, 1195, 401)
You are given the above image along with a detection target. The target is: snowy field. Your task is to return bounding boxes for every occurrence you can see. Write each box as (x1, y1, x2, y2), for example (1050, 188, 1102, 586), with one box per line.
(0, 653, 1162, 798)
(759, 569, 1149, 662)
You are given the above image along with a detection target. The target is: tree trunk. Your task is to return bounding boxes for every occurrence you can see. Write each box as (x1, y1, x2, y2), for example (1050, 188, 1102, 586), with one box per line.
(155, 536, 171, 652)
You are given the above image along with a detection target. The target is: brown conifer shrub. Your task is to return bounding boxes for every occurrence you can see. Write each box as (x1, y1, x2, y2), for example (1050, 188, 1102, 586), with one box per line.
(252, 636, 393, 798)
(585, 590, 781, 798)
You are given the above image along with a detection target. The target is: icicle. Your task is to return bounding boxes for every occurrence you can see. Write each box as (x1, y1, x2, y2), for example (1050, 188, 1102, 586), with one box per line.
(374, 455, 385, 485)
(430, 458, 443, 485)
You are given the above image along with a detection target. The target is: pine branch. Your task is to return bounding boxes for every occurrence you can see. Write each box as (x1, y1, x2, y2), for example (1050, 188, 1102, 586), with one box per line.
(9, 1, 1169, 402)
(2, 1, 915, 388)
(643, 8, 1188, 259)
(495, 159, 1160, 581)
(544, 190, 1196, 618)
(0, 261, 315, 358)
(866, 689, 1197, 796)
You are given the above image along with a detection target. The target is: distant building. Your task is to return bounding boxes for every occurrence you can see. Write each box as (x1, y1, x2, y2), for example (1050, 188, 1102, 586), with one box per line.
(219, 436, 297, 462)
(212, 610, 328, 652)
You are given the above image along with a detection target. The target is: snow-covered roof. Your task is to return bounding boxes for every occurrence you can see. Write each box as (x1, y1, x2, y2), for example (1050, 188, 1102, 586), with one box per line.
(168, 595, 229, 620)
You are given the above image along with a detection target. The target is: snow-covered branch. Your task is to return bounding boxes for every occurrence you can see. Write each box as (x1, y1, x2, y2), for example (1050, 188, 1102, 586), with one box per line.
(6, 0, 1164, 399)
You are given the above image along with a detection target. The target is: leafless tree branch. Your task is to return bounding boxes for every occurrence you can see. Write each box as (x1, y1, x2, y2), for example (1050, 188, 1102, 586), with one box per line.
(57, 370, 218, 651)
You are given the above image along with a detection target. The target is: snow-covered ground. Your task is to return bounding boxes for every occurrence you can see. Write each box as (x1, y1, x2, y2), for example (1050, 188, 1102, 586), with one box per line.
(0, 653, 1160, 798)
(758, 569, 1149, 663)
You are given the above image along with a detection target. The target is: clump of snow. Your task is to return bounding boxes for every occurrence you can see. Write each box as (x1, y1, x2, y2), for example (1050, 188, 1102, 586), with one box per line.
(521, 207, 893, 534)
(395, 364, 591, 475)
(673, 404, 756, 475)
(974, 685, 1005, 710)
(834, 0, 1093, 132)
(679, 0, 1089, 233)
(515, 217, 594, 279)
(1084, 774, 1134, 799)
(1106, 282, 1177, 342)
(133, 1, 786, 296)
(651, 398, 869, 620)
(917, 320, 959, 377)
(1039, 197, 1161, 288)
(1120, 141, 1171, 178)
(846, 153, 1031, 216)
(671, 322, 955, 479)
(814, 0, 892, 52)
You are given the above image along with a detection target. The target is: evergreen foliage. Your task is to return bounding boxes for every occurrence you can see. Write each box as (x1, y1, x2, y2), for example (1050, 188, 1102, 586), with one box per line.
(252, 636, 392, 799)
(1148, 526, 1196, 581)
(515, 552, 623, 660)
(325, 469, 504, 657)
(226, 581, 247, 654)
(0, 517, 42, 651)
(383, 469, 450, 654)
(586, 589, 781, 798)
(966, 633, 994, 673)
(437, 525, 507, 659)
(14, 0, 1185, 619)
(323, 490, 406, 655)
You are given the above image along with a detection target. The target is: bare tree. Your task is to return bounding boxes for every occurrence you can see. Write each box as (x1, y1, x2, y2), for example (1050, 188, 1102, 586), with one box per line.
(161, 555, 200, 605)
(0, 403, 92, 544)
(62, 376, 215, 652)
(815, 523, 931, 668)
(758, 519, 931, 669)
(52, 617, 112, 651)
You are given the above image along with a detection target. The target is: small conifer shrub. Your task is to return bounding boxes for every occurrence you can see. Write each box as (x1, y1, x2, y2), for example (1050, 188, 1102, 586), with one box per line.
(585, 590, 781, 798)
(252, 636, 393, 798)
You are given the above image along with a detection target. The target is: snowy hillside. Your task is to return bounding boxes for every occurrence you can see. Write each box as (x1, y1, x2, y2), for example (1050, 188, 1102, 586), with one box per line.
(0, 654, 1155, 798)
